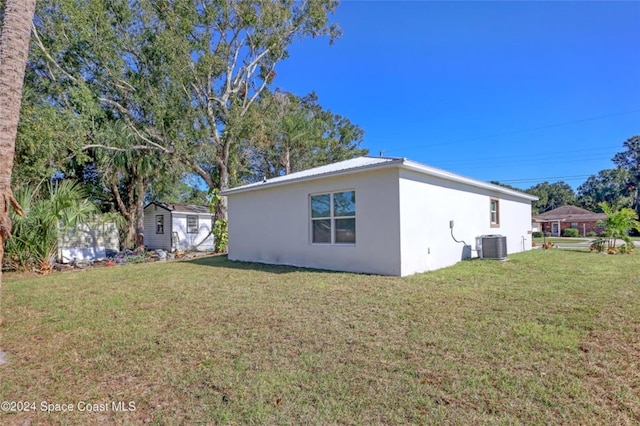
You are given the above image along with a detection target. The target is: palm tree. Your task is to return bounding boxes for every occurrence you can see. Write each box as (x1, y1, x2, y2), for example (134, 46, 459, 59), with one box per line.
(598, 202, 640, 252)
(5, 181, 98, 274)
(0, 0, 37, 322)
(99, 147, 166, 250)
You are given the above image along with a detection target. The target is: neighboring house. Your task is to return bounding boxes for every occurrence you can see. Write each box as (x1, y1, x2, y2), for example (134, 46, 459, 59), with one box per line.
(58, 218, 120, 263)
(221, 156, 538, 276)
(533, 205, 606, 237)
(143, 202, 215, 252)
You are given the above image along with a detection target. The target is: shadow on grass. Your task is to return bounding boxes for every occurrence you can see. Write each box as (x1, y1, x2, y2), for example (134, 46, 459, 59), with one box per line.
(186, 255, 346, 275)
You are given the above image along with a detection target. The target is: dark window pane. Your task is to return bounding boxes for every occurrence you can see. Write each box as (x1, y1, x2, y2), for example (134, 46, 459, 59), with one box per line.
(334, 218, 356, 243)
(333, 191, 355, 217)
(312, 219, 331, 243)
(311, 194, 331, 218)
(187, 215, 198, 233)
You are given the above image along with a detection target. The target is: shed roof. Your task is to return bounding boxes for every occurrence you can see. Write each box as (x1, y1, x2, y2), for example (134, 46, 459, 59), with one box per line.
(220, 156, 538, 201)
(145, 201, 211, 215)
(533, 205, 606, 222)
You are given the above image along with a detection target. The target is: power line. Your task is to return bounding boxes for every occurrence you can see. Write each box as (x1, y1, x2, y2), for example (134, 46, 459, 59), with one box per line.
(387, 109, 640, 153)
(498, 175, 592, 184)
(434, 152, 615, 170)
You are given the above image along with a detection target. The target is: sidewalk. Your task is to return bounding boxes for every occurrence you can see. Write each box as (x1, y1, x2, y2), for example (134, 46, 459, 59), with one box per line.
(551, 238, 640, 248)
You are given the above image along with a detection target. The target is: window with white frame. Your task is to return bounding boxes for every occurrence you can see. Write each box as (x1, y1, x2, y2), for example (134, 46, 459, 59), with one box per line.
(310, 190, 356, 244)
(490, 198, 500, 227)
(156, 215, 164, 234)
(187, 215, 198, 233)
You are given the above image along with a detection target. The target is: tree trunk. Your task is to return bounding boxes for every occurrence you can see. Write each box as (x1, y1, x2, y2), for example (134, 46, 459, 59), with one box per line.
(634, 179, 640, 220)
(135, 175, 146, 250)
(284, 144, 291, 175)
(215, 165, 229, 223)
(215, 138, 231, 222)
(0, 0, 37, 328)
(109, 179, 135, 249)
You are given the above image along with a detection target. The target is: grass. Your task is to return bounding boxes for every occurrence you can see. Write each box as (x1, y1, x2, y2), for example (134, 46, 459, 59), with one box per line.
(1, 251, 639, 425)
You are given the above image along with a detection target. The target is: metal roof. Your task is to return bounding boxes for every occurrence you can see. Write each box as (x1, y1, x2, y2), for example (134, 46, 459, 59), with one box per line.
(220, 156, 538, 201)
(224, 156, 400, 192)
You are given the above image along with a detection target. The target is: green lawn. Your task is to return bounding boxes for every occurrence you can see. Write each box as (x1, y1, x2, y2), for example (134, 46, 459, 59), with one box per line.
(1, 251, 639, 425)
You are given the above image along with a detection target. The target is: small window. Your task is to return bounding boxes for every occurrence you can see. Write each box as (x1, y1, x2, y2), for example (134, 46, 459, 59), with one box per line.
(310, 190, 356, 244)
(490, 198, 500, 227)
(571, 223, 578, 229)
(156, 215, 164, 234)
(187, 215, 198, 233)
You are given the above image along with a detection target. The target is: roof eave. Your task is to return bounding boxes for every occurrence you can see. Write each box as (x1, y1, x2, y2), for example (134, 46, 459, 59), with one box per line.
(220, 158, 405, 196)
(221, 157, 538, 202)
(400, 160, 539, 201)
(144, 201, 173, 211)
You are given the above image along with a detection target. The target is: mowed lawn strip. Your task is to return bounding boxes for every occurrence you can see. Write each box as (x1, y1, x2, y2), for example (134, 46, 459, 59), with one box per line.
(1, 250, 638, 425)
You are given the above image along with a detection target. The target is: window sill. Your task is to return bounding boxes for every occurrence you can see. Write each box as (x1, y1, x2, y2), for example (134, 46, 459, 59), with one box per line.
(311, 243, 356, 247)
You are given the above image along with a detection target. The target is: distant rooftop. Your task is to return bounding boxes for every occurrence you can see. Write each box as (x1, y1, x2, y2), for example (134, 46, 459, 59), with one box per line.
(533, 205, 606, 222)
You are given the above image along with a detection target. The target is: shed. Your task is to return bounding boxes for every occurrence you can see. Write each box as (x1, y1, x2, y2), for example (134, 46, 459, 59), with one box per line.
(143, 202, 215, 252)
(221, 156, 538, 276)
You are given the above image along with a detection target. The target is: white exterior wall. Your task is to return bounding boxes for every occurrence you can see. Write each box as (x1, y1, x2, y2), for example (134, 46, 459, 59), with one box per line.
(171, 213, 215, 251)
(143, 206, 172, 250)
(58, 220, 120, 263)
(227, 168, 402, 275)
(398, 169, 533, 276)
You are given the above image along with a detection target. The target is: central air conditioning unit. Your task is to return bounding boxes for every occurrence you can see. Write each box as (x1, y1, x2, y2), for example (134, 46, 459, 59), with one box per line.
(476, 235, 508, 260)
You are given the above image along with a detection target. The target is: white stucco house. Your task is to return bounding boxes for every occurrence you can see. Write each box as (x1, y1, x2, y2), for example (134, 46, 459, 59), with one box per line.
(220, 156, 538, 276)
(143, 202, 215, 252)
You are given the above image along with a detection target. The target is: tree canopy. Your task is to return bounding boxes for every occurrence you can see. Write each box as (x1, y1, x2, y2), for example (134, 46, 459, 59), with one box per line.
(612, 135, 640, 217)
(527, 181, 576, 215)
(30, 0, 343, 220)
(577, 168, 633, 212)
(16, 0, 366, 248)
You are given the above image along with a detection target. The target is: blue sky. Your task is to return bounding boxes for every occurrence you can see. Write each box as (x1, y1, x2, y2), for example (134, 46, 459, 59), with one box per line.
(276, 1, 640, 190)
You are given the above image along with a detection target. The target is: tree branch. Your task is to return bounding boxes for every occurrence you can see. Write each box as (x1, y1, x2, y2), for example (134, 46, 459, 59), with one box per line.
(31, 23, 79, 84)
(179, 154, 215, 189)
(98, 97, 131, 117)
(242, 56, 282, 115)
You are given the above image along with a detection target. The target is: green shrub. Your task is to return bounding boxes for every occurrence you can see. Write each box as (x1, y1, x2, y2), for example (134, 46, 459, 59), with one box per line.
(618, 243, 634, 254)
(562, 228, 579, 238)
(586, 231, 597, 237)
(213, 219, 228, 253)
(532, 231, 543, 238)
(544, 232, 551, 237)
(589, 238, 607, 253)
(5, 181, 98, 273)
